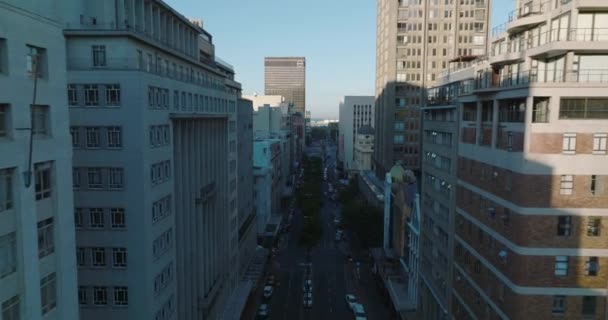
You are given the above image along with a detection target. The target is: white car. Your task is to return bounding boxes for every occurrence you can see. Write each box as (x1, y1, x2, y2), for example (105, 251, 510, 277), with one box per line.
(345, 294, 357, 310)
(303, 291, 313, 308)
(257, 304, 269, 318)
(263, 285, 273, 298)
(352, 303, 366, 319)
(302, 279, 312, 292)
(334, 217, 341, 225)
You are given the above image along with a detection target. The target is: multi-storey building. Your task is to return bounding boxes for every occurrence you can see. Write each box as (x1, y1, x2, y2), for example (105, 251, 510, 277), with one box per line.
(64, 1, 241, 319)
(0, 1, 79, 319)
(354, 125, 376, 172)
(253, 139, 283, 243)
(374, 0, 490, 174)
(422, 1, 608, 318)
(264, 57, 306, 115)
(338, 96, 375, 172)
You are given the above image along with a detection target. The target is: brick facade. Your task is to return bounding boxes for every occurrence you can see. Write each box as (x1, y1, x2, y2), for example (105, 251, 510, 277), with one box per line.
(530, 133, 602, 154)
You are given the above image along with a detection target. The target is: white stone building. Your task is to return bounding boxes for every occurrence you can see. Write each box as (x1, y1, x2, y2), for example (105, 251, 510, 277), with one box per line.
(0, 1, 79, 319)
(338, 96, 375, 172)
(63, 1, 241, 319)
(354, 125, 375, 172)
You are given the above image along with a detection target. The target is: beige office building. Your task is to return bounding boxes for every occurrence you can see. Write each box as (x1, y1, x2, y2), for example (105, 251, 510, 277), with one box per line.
(264, 57, 306, 115)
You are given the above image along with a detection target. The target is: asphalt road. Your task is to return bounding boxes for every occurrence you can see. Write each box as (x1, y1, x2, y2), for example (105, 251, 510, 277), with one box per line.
(258, 141, 391, 320)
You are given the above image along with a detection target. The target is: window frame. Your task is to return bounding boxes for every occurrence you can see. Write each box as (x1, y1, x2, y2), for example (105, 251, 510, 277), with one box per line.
(105, 84, 121, 107)
(554, 255, 569, 276)
(89, 208, 105, 229)
(40, 272, 56, 314)
(31, 105, 49, 138)
(92, 45, 107, 67)
(91, 247, 106, 267)
(85, 127, 101, 148)
(108, 168, 124, 190)
(592, 133, 607, 154)
(559, 175, 574, 196)
(111, 208, 126, 229)
(93, 286, 108, 305)
(0, 168, 14, 212)
(562, 133, 577, 154)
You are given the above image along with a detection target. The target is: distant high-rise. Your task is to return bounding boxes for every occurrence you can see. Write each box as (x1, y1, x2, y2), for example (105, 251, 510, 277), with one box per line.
(264, 57, 306, 114)
(374, 0, 490, 175)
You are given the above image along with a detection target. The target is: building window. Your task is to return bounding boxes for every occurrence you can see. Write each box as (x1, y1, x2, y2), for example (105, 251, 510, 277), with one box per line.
(0, 233, 16, 278)
(108, 168, 124, 189)
(34, 162, 52, 200)
(552, 295, 566, 314)
(532, 97, 549, 123)
(93, 287, 108, 305)
(585, 257, 599, 276)
(74, 208, 83, 228)
(70, 127, 80, 147)
(562, 133, 576, 154)
(559, 175, 574, 196)
(557, 216, 572, 236)
(554, 256, 568, 276)
(31, 105, 49, 138)
(92, 45, 107, 67)
(91, 247, 106, 267)
(593, 133, 607, 154)
(2, 295, 20, 320)
(84, 85, 99, 106)
(587, 217, 601, 237)
(113, 287, 128, 306)
(90, 208, 105, 228)
(40, 273, 56, 314)
(111, 208, 126, 229)
(67, 85, 78, 106)
(105, 84, 120, 106)
(0, 168, 14, 212)
(76, 248, 86, 266)
(26, 45, 46, 78)
(86, 127, 101, 148)
(106, 126, 122, 148)
(112, 248, 127, 268)
(0, 104, 8, 138)
(87, 168, 103, 189)
(582, 296, 596, 316)
(78, 287, 88, 305)
(560, 98, 608, 119)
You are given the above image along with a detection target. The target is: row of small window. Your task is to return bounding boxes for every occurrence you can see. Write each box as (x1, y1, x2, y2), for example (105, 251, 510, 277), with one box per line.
(1, 295, 19, 320)
(154, 295, 176, 320)
(75, 207, 125, 229)
(71, 126, 122, 149)
(396, 96, 422, 107)
(424, 152, 452, 173)
(0, 104, 50, 138)
(172, 88, 236, 114)
(557, 215, 602, 237)
(154, 262, 174, 296)
(68, 84, 121, 107)
(73, 167, 124, 190)
(425, 173, 452, 198)
(552, 295, 598, 316)
(562, 133, 607, 155)
(152, 195, 172, 224)
(424, 131, 453, 146)
(559, 174, 603, 196)
(393, 133, 418, 144)
(150, 125, 171, 147)
(151, 161, 171, 185)
(78, 286, 128, 306)
(76, 247, 127, 268)
(153, 228, 173, 261)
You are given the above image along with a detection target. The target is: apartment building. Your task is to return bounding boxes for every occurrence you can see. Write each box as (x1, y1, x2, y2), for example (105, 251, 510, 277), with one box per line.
(0, 1, 79, 319)
(338, 96, 375, 172)
(422, 1, 608, 318)
(354, 125, 375, 172)
(374, 0, 490, 175)
(63, 1, 241, 319)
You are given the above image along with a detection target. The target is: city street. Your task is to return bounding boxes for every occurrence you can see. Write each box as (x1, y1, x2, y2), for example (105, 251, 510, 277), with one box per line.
(253, 141, 390, 320)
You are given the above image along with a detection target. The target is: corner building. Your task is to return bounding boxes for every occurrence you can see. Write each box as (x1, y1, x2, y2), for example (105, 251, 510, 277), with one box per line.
(422, 0, 608, 318)
(64, 1, 241, 319)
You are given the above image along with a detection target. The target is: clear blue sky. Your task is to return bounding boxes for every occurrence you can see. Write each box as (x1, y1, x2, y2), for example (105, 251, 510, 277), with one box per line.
(167, 0, 513, 119)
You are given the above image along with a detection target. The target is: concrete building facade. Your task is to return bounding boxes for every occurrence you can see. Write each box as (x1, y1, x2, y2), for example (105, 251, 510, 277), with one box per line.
(253, 139, 283, 239)
(0, 1, 79, 319)
(354, 125, 375, 172)
(422, 1, 608, 318)
(374, 0, 490, 175)
(264, 57, 306, 115)
(63, 1, 241, 319)
(338, 96, 375, 172)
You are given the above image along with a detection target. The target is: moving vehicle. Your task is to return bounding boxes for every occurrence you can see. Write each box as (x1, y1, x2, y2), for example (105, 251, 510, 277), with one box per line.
(257, 304, 269, 319)
(303, 291, 313, 308)
(345, 294, 357, 310)
(352, 303, 366, 319)
(263, 285, 273, 298)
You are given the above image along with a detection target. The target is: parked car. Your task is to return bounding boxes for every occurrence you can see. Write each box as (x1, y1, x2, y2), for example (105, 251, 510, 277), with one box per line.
(302, 279, 312, 292)
(345, 294, 357, 310)
(335, 230, 343, 241)
(263, 285, 273, 298)
(334, 217, 341, 225)
(303, 291, 313, 308)
(266, 275, 275, 286)
(257, 304, 269, 319)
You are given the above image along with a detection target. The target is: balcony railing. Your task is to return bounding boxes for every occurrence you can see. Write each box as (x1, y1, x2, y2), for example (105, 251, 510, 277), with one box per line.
(508, 0, 550, 23)
(491, 28, 608, 57)
(475, 69, 608, 90)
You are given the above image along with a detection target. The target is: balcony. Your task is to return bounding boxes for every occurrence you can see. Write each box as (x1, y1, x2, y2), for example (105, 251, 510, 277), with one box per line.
(474, 69, 608, 91)
(506, 0, 550, 34)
